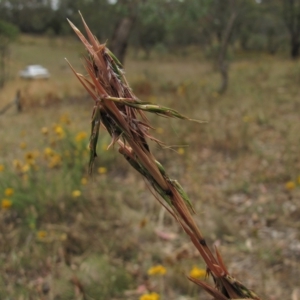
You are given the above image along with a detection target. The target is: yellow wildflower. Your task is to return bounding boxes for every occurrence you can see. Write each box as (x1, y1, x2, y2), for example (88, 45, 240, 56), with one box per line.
(139, 292, 160, 300)
(75, 131, 87, 142)
(44, 147, 55, 158)
(41, 127, 48, 135)
(22, 164, 30, 173)
(48, 154, 62, 168)
(177, 147, 185, 155)
(0, 164, 4, 172)
(37, 231, 47, 239)
(20, 142, 27, 149)
(102, 143, 108, 151)
(54, 125, 65, 138)
(156, 128, 164, 134)
(189, 266, 206, 279)
(72, 190, 81, 198)
(139, 217, 148, 228)
(1, 199, 12, 209)
(25, 152, 35, 165)
(81, 177, 88, 185)
(147, 265, 167, 276)
(98, 167, 107, 174)
(4, 188, 14, 197)
(285, 181, 296, 190)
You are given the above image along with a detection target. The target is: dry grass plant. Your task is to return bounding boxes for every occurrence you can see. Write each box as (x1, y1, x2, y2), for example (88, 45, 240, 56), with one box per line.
(66, 14, 261, 300)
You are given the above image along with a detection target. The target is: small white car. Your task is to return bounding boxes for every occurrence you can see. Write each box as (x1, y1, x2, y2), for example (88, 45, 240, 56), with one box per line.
(19, 65, 50, 79)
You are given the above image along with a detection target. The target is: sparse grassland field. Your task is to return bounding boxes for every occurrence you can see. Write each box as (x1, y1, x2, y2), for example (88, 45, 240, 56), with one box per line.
(0, 35, 300, 299)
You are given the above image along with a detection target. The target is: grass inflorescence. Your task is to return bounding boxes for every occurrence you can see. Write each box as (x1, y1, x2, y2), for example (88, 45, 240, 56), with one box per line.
(67, 14, 261, 300)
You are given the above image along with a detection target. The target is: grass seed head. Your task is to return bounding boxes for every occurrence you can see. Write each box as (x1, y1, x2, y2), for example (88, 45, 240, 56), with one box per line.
(67, 14, 261, 300)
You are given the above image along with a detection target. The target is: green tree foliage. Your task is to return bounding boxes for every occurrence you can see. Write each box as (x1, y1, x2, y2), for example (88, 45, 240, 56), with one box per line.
(226, 0, 285, 54)
(131, 0, 167, 57)
(58, 0, 116, 38)
(161, 0, 212, 50)
(0, 0, 297, 60)
(0, 0, 53, 33)
(0, 19, 18, 88)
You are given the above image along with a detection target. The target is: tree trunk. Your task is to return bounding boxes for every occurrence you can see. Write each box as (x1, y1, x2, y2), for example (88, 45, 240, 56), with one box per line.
(217, 10, 237, 94)
(291, 36, 300, 59)
(282, 0, 300, 59)
(218, 62, 228, 95)
(109, 16, 136, 65)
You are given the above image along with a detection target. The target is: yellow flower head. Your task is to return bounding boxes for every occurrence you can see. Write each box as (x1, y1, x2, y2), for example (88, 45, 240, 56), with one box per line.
(4, 188, 14, 197)
(286, 181, 296, 190)
(41, 127, 48, 135)
(177, 147, 185, 155)
(20, 142, 27, 149)
(37, 231, 47, 239)
(72, 190, 81, 198)
(189, 266, 206, 279)
(48, 154, 62, 168)
(156, 128, 164, 134)
(0, 164, 4, 172)
(139, 292, 160, 300)
(147, 265, 167, 276)
(1, 199, 12, 209)
(75, 131, 87, 142)
(81, 177, 88, 185)
(44, 147, 55, 158)
(54, 125, 65, 138)
(25, 152, 35, 165)
(22, 164, 30, 173)
(98, 167, 107, 174)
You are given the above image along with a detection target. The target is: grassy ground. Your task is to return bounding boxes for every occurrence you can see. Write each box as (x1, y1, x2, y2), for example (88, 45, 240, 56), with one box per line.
(0, 35, 300, 300)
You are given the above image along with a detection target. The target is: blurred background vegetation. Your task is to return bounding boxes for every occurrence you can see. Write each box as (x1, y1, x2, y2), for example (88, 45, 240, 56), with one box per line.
(1, 0, 300, 92)
(1, 0, 300, 299)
